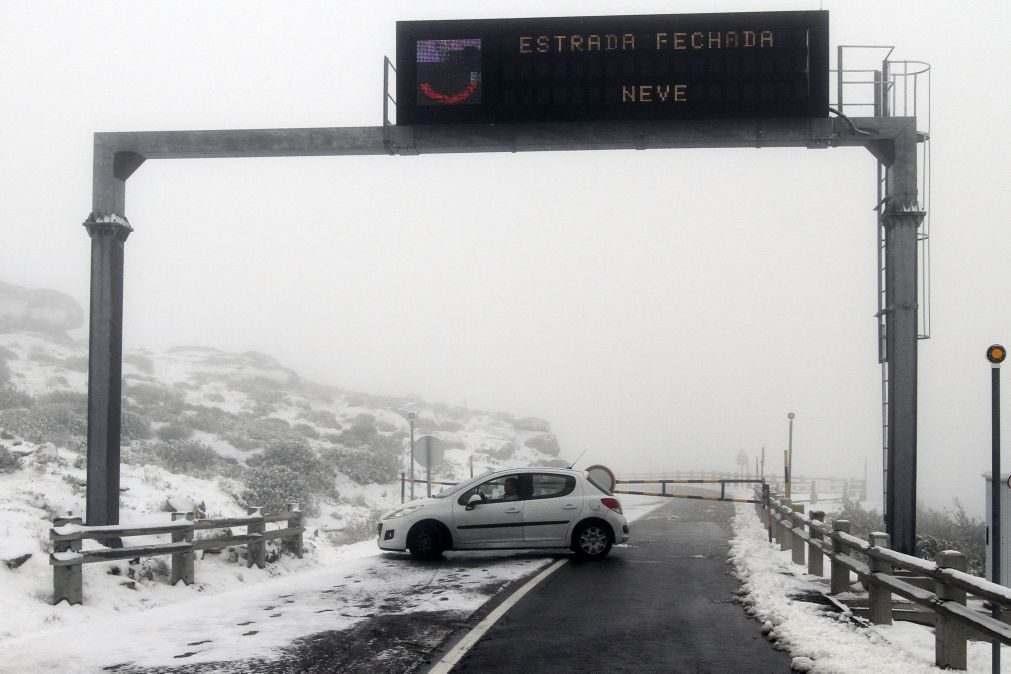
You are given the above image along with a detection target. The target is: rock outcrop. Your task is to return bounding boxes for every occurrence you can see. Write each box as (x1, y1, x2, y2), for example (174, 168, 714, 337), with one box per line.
(0, 281, 83, 335)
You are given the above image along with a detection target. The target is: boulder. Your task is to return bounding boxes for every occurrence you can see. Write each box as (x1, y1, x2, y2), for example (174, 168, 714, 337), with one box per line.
(0, 281, 83, 334)
(492, 442, 515, 460)
(525, 433, 560, 456)
(515, 416, 551, 433)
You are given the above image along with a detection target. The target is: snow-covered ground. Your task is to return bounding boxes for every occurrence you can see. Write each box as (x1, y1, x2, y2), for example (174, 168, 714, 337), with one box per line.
(0, 496, 664, 672)
(731, 503, 1011, 673)
(8, 471, 1008, 673)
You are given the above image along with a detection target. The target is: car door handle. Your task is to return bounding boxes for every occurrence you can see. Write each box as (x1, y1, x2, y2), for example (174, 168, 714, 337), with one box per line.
(505, 508, 521, 514)
(562, 504, 578, 510)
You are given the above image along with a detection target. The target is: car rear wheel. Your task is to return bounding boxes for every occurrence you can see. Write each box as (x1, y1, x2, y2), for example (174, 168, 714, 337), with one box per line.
(408, 523, 444, 561)
(573, 521, 613, 560)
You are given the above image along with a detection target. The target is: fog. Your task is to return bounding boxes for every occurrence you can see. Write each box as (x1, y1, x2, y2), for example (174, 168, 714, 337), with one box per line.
(2, 1, 1009, 516)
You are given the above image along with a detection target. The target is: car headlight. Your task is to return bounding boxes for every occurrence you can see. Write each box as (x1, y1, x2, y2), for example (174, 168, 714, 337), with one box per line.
(384, 504, 424, 519)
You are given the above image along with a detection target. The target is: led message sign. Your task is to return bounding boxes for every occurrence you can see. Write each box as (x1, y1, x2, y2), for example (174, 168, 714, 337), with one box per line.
(396, 11, 829, 125)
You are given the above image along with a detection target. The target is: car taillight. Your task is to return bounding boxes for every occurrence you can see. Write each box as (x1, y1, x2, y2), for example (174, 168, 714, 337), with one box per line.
(601, 497, 622, 514)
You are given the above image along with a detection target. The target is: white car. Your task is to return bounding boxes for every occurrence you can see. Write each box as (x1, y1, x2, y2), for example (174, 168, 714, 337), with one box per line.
(377, 467, 629, 561)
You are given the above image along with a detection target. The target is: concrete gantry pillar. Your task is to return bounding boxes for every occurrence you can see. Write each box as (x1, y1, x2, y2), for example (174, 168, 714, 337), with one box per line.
(83, 213, 133, 526)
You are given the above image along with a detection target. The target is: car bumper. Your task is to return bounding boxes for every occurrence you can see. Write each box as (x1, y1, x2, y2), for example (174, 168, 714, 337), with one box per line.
(376, 521, 409, 551)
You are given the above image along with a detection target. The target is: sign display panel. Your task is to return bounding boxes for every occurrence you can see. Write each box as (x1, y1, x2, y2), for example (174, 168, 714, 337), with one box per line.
(396, 11, 829, 125)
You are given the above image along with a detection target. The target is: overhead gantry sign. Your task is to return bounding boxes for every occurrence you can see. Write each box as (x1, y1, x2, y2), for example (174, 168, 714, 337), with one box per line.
(83, 11, 925, 555)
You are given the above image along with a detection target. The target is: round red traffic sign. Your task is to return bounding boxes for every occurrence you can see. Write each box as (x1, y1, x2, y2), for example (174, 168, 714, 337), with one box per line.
(585, 464, 616, 492)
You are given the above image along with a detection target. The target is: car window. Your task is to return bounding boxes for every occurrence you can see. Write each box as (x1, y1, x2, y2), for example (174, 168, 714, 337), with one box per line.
(458, 475, 521, 505)
(531, 474, 575, 499)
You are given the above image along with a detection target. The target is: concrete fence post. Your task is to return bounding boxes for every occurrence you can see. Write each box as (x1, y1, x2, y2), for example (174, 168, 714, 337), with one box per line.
(830, 520, 851, 594)
(779, 502, 792, 551)
(170, 511, 195, 585)
(935, 550, 968, 670)
(285, 502, 303, 559)
(791, 504, 806, 565)
(246, 507, 266, 569)
(52, 516, 83, 605)
(808, 511, 825, 577)
(867, 532, 893, 625)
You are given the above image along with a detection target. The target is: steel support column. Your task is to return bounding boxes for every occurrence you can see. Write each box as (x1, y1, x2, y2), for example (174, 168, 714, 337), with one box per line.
(83, 214, 132, 526)
(880, 126, 924, 555)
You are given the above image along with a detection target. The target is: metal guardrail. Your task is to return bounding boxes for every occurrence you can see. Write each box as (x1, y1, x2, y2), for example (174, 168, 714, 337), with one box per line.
(614, 477, 764, 504)
(49, 504, 304, 605)
(758, 489, 1011, 669)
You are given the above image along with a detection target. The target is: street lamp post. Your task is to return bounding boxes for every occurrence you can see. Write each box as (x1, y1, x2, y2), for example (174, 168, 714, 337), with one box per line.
(408, 412, 416, 500)
(787, 412, 795, 499)
(987, 344, 1005, 673)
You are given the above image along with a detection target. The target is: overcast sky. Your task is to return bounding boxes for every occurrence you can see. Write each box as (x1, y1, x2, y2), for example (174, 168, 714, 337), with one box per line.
(2, 0, 1009, 516)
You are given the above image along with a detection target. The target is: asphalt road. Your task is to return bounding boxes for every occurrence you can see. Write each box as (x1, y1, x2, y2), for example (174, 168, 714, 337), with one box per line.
(439, 497, 793, 673)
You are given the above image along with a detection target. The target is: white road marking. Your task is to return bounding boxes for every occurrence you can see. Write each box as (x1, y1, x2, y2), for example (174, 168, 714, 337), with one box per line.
(427, 558, 569, 673)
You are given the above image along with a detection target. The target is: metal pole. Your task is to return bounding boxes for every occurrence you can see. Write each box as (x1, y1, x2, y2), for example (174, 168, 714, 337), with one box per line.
(787, 413, 795, 499)
(988, 344, 1005, 673)
(409, 414, 415, 500)
(761, 445, 765, 480)
(784, 450, 790, 499)
(426, 436, 432, 498)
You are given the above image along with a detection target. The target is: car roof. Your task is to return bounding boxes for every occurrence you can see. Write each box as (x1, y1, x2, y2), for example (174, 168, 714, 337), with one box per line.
(486, 466, 580, 476)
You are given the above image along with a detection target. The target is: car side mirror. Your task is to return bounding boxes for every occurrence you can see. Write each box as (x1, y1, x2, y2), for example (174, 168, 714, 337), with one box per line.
(466, 493, 483, 510)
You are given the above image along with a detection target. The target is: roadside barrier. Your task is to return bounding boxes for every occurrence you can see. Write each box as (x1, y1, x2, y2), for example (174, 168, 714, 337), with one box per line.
(49, 504, 303, 606)
(614, 478, 764, 504)
(757, 488, 1011, 670)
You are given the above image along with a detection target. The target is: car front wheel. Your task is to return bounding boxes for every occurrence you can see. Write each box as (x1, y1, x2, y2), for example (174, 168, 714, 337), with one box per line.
(408, 523, 444, 561)
(573, 521, 613, 560)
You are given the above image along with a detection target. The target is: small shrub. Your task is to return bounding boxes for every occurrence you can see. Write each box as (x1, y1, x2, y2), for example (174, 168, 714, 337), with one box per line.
(0, 403, 86, 445)
(323, 442, 400, 485)
(129, 440, 221, 478)
(121, 410, 152, 441)
(245, 417, 292, 443)
(292, 423, 320, 440)
(325, 506, 387, 546)
(37, 391, 88, 415)
(240, 465, 314, 515)
(156, 421, 194, 442)
(247, 440, 334, 498)
(0, 445, 23, 473)
(0, 386, 32, 410)
(185, 405, 233, 434)
(298, 409, 341, 429)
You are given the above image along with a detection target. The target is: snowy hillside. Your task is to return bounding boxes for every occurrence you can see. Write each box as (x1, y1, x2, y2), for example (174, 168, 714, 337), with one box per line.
(0, 328, 566, 643)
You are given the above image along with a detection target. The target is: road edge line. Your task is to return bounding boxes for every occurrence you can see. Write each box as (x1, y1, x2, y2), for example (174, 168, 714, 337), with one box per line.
(427, 558, 569, 673)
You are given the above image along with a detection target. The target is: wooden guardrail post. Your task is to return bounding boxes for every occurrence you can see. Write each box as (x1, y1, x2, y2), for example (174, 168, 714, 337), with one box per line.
(808, 511, 825, 577)
(830, 520, 851, 594)
(52, 516, 82, 605)
(791, 504, 806, 566)
(285, 502, 303, 559)
(867, 532, 893, 625)
(246, 507, 266, 569)
(935, 550, 968, 670)
(170, 512, 194, 585)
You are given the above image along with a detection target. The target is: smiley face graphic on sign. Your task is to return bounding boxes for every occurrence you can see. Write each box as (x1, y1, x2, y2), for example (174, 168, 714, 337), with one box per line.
(416, 39, 482, 106)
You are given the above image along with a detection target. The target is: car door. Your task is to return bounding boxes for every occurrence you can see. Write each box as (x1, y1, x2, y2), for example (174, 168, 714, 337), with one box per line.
(523, 473, 581, 544)
(452, 474, 525, 546)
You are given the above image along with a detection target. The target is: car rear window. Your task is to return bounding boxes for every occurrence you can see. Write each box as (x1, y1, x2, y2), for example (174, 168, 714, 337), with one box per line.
(531, 474, 575, 499)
